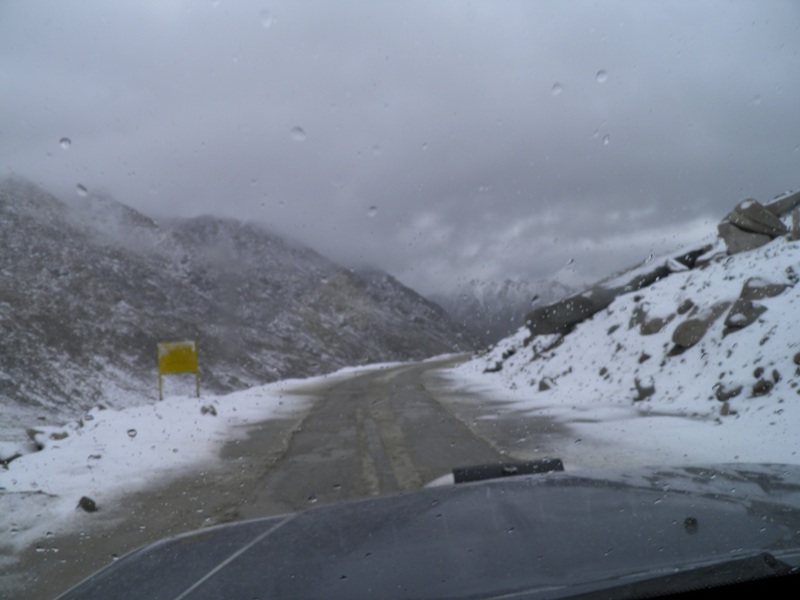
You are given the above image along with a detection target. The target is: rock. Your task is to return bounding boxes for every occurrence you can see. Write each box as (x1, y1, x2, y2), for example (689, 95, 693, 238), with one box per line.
(723, 298, 767, 331)
(727, 198, 788, 236)
(740, 277, 787, 301)
(633, 377, 655, 401)
(77, 496, 99, 513)
(724, 278, 786, 334)
(714, 383, 742, 401)
(526, 288, 617, 337)
(718, 198, 790, 255)
(717, 222, 772, 254)
(677, 299, 695, 315)
(200, 404, 217, 416)
(764, 189, 800, 216)
(752, 379, 773, 397)
(671, 302, 730, 349)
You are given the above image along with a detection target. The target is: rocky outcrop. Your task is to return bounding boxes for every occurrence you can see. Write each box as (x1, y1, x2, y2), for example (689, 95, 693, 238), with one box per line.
(524, 248, 708, 339)
(718, 198, 789, 254)
(723, 277, 787, 334)
(670, 301, 730, 351)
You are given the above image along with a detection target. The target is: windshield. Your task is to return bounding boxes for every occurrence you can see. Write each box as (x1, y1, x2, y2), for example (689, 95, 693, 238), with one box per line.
(1, 1, 800, 599)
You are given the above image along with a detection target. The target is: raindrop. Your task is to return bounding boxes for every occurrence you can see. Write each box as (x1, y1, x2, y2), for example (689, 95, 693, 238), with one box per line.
(602, 135, 611, 146)
(290, 126, 306, 142)
(259, 9, 273, 29)
(422, 141, 429, 151)
(76, 184, 88, 197)
(551, 82, 563, 96)
(566, 258, 575, 266)
(59, 137, 72, 150)
(645, 252, 654, 264)
(574, 438, 582, 444)
(367, 206, 378, 218)
(111, 553, 120, 561)
(794, 145, 799, 153)
(46, 531, 54, 538)
(750, 94, 762, 107)
(596, 70, 608, 83)
(371, 145, 382, 156)
(127, 428, 137, 438)
(683, 516, 699, 534)
(307, 494, 318, 504)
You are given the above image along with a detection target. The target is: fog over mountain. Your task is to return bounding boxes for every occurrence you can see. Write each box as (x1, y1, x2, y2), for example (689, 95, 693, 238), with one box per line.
(0, 177, 469, 436)
(430, 278, 573, 346)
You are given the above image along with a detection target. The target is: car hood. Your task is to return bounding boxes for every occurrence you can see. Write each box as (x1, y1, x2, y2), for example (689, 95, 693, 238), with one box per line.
(56, 463, 800, 599)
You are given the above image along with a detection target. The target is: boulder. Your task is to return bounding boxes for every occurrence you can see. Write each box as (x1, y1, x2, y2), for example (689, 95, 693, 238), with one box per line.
(526, 288, 616, 337)
(671, 302, 730, 349)
(723, 278, 786, 334)
(764, 189, 800, 216)
(727, 198, 788, 237)
(717, 222, 771, 254)
(718, 198, 789, 255)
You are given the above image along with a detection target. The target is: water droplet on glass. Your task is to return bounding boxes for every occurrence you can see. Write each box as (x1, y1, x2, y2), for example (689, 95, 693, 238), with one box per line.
(76, 184, 88, 197)
(59, 137, 72, 150)
(46, 531, 54, 538)
(307, 494, 318, 504)
(259, 9, 273, 29)
(127, 428, 137, 438)
(750, 94, 762, 106)
(111, 553, 120, 561)
(602, 135, 610, 146)
(290, 126, 306, 142)
(551, 82, 563, 96)
(574, 438, 582, 444)
(596, 70, 608, 83)
(422, 142, 428, 151)
(367, 206, 378, 218)
(567, 258, 575, 265)
(371, 145, 382, 156)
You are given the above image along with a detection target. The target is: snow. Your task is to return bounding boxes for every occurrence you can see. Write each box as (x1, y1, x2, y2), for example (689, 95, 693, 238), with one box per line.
(3, 236, 800, 567)
(444, 235, 800, 470)
(0, 362, 401, 557)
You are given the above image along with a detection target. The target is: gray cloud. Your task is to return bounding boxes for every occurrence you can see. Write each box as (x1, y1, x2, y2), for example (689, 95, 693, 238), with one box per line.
(2, 0, 799, 294)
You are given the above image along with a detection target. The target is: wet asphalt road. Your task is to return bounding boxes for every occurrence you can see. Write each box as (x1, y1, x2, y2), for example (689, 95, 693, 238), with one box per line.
(230, 357, 508, 518)
(3, 356, 566, 599)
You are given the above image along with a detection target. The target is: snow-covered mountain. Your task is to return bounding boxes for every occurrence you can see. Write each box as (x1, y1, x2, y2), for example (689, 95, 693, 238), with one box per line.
(458, 191, 800, 435)
(430, 278, 573, 346)
(0, 177, 469, 435)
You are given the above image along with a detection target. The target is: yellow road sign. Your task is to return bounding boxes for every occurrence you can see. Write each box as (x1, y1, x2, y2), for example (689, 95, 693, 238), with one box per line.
(157, 340, 200, 399)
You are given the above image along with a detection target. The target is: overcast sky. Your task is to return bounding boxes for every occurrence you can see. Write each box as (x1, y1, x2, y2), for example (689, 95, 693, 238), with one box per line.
(2, 1, 800, 294)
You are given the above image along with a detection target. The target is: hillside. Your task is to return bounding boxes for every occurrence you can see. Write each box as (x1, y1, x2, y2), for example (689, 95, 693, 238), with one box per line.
(0, 177, 469, 435)
(430, 278, 573, 346)
(453, 191, 800, 461)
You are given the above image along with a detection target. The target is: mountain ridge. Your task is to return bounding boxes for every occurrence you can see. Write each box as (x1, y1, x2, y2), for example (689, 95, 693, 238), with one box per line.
(0, 177, 469, 437)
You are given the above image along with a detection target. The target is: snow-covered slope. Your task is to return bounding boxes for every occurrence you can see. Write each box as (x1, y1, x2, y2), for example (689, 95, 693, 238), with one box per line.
(0, 177, 469, 440)
(450, 202, 800, 467)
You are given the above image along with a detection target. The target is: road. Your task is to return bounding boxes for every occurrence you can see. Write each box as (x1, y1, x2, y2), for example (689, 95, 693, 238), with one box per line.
(4, 356, 566, 599)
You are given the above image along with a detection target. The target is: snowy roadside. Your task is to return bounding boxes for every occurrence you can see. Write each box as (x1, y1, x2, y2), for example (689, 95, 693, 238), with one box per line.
(0, 362, 406, 560)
